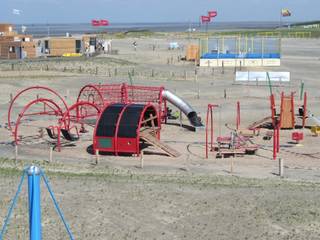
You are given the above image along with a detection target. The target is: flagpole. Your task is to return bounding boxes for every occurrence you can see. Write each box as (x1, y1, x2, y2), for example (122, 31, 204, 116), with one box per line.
(279, 9, 283, 29)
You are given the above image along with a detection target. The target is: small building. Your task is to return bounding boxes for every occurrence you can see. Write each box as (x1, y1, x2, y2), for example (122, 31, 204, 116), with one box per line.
(0, 23, 14, 36)
(186, 44, 199, 61)
(37, 35, 97, 57)
(0, 34, 36, 59)
(0, 23, 36, 59)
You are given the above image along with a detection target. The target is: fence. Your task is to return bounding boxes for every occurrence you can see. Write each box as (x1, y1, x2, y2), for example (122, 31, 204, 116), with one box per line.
(0, 61, 217, 82)
(199, 36, 281, 57)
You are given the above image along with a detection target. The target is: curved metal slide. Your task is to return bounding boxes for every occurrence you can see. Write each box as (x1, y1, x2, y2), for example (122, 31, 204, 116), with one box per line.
(162, 90, 203, 127)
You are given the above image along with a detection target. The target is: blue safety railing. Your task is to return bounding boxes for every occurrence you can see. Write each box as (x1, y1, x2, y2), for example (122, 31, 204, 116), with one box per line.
(201, 53, 281, 59)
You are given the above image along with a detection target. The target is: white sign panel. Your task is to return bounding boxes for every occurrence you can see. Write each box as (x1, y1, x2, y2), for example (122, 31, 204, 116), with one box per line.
(235, 72, 290, 82)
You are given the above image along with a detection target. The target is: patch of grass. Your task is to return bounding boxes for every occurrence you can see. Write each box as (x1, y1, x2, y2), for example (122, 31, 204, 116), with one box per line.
(1, 158, 320, 190)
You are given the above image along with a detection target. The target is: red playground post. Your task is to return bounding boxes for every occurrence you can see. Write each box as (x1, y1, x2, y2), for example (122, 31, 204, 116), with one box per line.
(206, 104, 219, 159)
(273, 120, 280, 160)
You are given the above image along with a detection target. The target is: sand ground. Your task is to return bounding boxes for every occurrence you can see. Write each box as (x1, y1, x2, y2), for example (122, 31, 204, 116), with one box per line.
(0, 36, 320, 239)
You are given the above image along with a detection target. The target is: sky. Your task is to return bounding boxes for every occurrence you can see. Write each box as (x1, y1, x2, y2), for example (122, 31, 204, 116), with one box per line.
(0, 0, 319, 24)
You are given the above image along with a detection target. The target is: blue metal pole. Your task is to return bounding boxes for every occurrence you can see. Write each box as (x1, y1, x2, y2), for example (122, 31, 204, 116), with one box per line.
(27, 166, 42, 240)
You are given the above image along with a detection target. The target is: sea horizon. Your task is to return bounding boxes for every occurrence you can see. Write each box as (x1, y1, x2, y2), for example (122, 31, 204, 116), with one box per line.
(10, 21, 296, 37)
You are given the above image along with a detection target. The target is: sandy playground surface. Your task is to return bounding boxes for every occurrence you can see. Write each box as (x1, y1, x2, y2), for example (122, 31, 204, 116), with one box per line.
(0, 36, 320, 239)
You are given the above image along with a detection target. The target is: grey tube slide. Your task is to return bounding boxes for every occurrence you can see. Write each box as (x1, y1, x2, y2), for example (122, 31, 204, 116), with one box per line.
(162, 90, 203, 127)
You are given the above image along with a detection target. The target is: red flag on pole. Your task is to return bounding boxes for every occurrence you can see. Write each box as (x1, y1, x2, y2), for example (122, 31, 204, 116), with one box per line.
(208, 10, 217, 18)
(201, 16, 211, 23)
(100, 19, 109, 26)
(91, 19, 101, 27)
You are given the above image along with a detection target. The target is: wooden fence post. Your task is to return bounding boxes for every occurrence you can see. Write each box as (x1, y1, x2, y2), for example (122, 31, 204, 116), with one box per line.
(95, 149, 100, 165)
(279, 158, 284, 177)
(15, 144, 18, 163)
(140, 151, 144, 169)
(49, 146, 53, 162)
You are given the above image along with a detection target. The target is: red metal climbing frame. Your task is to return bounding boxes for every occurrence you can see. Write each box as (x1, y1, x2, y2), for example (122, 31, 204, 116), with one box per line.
(14, 98, 65, 145)
(8, 86, 68, 131)
(77, 83, 166, 122)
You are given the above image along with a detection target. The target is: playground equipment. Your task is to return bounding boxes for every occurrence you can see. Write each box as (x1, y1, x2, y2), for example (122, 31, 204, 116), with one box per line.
(306, 112, 320, 136)
(292, 132, 304, 144)
(311, 126, 320, 136)
(205, 103, 258, 159)
(7, 86, 69, 131)
(8, 83, 201, 155)
(270, 91, 307, 129)
(77, 83, 203, 128)
(0, 166, 74, 240)
(93, 103, 180, 157)
(8, 86, 100, 150)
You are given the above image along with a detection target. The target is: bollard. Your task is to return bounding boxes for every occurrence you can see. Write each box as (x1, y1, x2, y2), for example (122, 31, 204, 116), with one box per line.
(15, 144, 18, 163)
(65, 89, 70, 99)
(27, 166, 42, 240)
(11, 64, 14, 71)
(108, 69, 111, 77)
(140, 151, 144, 169)
(222, 61, 224, 74)
(95, 149, 99, 165)
(224, 89, 227, 99)
(230, 158, 234, 174)
(151, 69, 154, 77)
(184, 70, 187, 81)
(10, 93, 13, 104)
(49, 147, 53, 162)
(79, 66, 82, 73)
(114, 68, 117, 76)
(179, 110, 182, 127)
(279, 158, 284, 177)
(197, 84, 200, 99)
